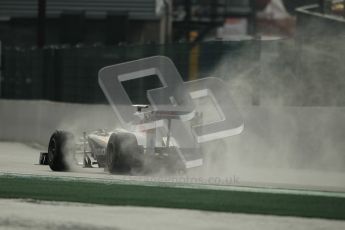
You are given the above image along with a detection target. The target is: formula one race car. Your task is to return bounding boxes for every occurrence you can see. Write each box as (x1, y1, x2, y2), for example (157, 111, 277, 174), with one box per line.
(39, 105, 203, 174)
(39, 56, 243, 174)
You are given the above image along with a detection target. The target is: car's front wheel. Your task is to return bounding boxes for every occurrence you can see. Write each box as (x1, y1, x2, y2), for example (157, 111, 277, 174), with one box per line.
(48, 130, 75, 171)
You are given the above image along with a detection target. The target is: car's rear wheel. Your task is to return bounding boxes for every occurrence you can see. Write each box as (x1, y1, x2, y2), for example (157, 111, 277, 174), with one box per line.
(106, 132, 142, 174)
(48, 130, 75, 171)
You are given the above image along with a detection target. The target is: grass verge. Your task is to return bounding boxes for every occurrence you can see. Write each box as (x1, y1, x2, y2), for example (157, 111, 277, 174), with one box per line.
(1, 175, 345, 220)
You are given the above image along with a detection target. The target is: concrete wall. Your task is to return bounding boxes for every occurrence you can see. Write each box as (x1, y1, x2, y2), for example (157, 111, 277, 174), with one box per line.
(0, 99, 119, 145)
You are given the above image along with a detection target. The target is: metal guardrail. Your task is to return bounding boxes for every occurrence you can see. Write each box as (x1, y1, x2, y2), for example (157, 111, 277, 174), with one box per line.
(0, 41, 259, 104)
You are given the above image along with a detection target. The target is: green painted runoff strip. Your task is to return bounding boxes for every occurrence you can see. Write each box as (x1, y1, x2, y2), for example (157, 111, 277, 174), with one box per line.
(2, 172, 344, 198)
(1, 175, 345, 220)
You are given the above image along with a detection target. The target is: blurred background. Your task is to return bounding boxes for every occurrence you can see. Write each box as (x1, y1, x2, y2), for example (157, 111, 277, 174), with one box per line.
(0, 0, 344, 106)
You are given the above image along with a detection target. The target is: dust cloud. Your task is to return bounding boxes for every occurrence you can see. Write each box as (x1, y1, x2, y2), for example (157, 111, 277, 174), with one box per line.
(193, 33, 345, 189)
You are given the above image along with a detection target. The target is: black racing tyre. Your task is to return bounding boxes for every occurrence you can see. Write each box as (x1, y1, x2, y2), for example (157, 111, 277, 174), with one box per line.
(48, 130, 75, 171)
(106, 132, 142, 174)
